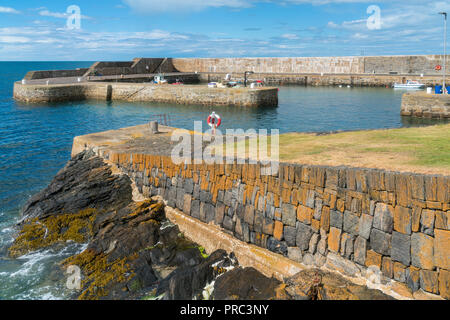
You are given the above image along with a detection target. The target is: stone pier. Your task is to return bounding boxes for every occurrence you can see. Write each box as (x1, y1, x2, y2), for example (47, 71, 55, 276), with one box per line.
(401, 92, 450, 118)
(70, 124, 449, 300)
(13, 81, 278, 107)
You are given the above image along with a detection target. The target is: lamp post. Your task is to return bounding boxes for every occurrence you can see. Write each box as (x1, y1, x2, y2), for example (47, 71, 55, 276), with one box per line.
(439, 12, 447, 94)
(244, 71, 254, 87)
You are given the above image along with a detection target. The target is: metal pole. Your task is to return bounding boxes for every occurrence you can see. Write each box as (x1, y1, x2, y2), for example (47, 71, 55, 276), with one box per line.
(444, 13, 447, 94)
(440, 12, 447, 94)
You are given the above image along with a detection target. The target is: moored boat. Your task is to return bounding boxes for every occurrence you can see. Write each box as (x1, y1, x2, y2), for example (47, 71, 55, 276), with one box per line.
(393, 80, 425, 89)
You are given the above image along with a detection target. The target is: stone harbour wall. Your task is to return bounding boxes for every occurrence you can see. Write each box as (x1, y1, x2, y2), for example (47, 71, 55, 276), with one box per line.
(13, 82, 278, 107)
(401, 92, 450, 118)
(172, 55, 450, 76)
(100, 152, 449, 299)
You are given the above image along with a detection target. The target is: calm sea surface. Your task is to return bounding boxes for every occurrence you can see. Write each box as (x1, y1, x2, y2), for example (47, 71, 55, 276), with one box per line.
(0, 61, 446, 299)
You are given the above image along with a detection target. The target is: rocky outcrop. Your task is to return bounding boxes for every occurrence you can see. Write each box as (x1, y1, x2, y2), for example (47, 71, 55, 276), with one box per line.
(21, 150, 133, 222)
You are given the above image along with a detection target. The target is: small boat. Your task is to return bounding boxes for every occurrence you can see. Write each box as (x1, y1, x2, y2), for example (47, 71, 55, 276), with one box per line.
(393, 80, 425, 89)
(154, 74, 167, 84)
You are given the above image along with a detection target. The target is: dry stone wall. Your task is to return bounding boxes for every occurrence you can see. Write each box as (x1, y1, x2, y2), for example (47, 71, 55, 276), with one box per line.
(104, 152, 450, 299)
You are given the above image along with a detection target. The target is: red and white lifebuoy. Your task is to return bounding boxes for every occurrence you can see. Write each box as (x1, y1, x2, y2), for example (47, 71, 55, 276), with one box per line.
(435, 65, 442, 71)
(207, 112, 221, 128)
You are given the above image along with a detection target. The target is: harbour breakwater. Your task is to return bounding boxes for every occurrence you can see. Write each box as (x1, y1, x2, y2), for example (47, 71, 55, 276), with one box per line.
(69, 124, 449, 300)
(21, 55, 450, 87)
(13, 82, 278, 107)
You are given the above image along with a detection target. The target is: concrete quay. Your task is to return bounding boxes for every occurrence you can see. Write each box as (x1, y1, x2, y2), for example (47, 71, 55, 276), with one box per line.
(13, 81, 278, 107)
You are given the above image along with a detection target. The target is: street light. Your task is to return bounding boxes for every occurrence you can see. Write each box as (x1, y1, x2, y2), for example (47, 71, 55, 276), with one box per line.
(439, 12, 447, 94)
(244, 71, 254, 87)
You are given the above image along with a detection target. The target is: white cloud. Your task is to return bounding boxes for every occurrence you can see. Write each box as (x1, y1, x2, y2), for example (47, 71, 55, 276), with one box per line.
(281, 33, 299, 40)
(0, 6, 20, 14)
(123, 0, 254, 13)
(39, 9, 92, 20)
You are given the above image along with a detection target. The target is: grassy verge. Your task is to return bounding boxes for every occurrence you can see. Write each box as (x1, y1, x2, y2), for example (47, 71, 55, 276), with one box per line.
(221, 124, 450, 175)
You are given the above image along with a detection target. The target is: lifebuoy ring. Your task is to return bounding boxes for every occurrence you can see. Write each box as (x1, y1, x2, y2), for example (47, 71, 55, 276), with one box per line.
(207, 112, 221, 128)
(435, 65, 442, 71)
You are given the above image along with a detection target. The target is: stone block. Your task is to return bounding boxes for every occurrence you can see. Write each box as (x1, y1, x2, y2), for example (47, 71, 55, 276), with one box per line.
(176, 188, 185, 210)
(406, 266, 420, 293)
(317, 229, 328, 255)
(254, 211, 264, 233)
(393, 262, 407, 283)
(434, 229, 450, 270)
(273, 221, 283, 241)
(365, 249, 382, 269)
(373, 203, 394, 232)
(330, 210, 343, 229)
(343, 211, 359, 235)
(411, 232, 434, 270)
(296, 222, 313, 251)
(313, 198, 322, 220)
(311, 219, 320, 233)
(283, 225, 297, 247)
(339, 232, 354, 259)
(411, 206, 422, 232)
(435, 211, 448, 230)
(223, 215, 234, 231)
(190, 199, 200, 219)
(336, 199, 345, 213)
(394, 206, 412, 235)
(308, 233, 320, 254)
(320, 206, 330, 232)
(420, 270, 439, 294)
(183, 178, 194, 194)
(287, 247, 302, 263)
(381, 256, 394, 279)
(439, 269, 450, 300)
(296, 204, 312, 225)
(262, 217, 274, 235)
(391, 231, 411, 266)
(420, 209, 435, 236)
(370, 229, 391, 256)
(199, 190, 212, 203)
(305, 189, 315, 208)
(244, 205, 255, 225)
(328, 226, 341, 253)
(203, 203, 216, 223)
(358, 213, 373, 240)
(282, 203, 297, 227)
(182, 194, 192, 215)
(353, 236, 367, 265)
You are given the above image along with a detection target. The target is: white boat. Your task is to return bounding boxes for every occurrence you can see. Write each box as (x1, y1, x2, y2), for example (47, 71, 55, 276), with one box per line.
(393, 80, 425, 89)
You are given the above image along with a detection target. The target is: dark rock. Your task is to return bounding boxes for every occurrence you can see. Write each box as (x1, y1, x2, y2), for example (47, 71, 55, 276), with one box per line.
(213, 267, 281, 300)
(21, 150, 132, 222)
(160, 249, 228, 300)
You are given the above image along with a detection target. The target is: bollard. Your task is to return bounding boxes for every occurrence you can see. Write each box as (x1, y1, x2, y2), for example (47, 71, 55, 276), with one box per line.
(149, 121, 159, 134)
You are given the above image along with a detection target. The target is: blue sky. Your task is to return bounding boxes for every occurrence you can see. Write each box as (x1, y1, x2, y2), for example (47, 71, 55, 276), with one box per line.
(0, 0, 449, 60)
